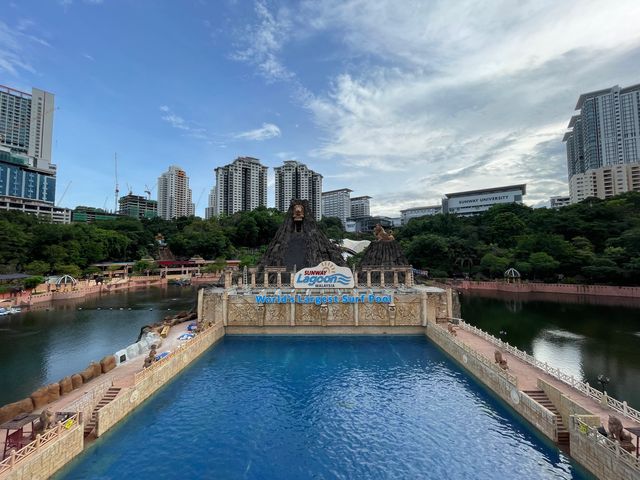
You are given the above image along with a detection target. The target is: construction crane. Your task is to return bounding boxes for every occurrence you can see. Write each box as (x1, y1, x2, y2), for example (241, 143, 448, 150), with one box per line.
(144, 183, 156, 200)
(114, 153, 119, 213)
(57, 180, 72, 206)
(102, 195, 110, 210)
(126, 182, 133, 195)
(194, 187, 206, 212)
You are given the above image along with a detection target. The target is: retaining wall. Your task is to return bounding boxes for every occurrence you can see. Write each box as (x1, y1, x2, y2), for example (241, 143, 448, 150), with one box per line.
(537, 378, 594, 427)
(456, 280, 640, 298)
(0, 418, 83, 480)
(425, 323, 558, 442)
(570, 417, 640, 480)
(95, 322, 225, 437)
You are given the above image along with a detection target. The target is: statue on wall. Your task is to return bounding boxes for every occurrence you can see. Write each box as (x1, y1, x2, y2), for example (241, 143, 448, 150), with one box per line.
(373, 224, 395, 241)
(293, 203, 304, 222)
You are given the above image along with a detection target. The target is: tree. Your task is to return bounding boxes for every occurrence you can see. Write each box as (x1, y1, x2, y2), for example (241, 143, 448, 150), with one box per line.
(529, 252, 559, 280)
(480, 253, 510, 278)
(24, 260, 50, 276)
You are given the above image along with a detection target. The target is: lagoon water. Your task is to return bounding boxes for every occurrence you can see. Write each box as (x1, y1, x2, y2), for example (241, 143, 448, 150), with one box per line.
(56, 336, 592, 479)
(0, 286, 197, 405)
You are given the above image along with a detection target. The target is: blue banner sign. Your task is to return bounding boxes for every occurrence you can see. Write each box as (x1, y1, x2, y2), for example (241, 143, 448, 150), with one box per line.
(255, 293, 393, 305)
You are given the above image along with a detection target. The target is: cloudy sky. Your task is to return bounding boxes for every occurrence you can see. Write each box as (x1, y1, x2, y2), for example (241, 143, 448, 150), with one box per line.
(2, 0, 640, 216)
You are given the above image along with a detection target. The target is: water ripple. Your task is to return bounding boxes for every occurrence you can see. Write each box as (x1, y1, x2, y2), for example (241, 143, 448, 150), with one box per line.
(57, 336, 592, 480)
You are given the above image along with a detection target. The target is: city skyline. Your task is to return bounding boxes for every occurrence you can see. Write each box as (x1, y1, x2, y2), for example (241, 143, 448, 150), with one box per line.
(1, 1, 640, 216)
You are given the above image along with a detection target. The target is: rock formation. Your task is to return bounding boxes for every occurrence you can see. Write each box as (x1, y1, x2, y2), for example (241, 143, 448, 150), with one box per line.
(259, 199, 345, 271)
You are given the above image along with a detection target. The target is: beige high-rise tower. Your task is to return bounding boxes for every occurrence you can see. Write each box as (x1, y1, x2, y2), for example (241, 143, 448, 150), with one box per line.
(157, 165, 195, 220)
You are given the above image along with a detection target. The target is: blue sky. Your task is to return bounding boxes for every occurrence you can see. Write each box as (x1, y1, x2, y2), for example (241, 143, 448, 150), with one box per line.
(2, 0, 640, 216)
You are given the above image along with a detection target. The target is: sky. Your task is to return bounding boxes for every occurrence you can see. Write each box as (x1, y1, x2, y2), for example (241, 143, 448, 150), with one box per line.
(1, 0, 640, 217)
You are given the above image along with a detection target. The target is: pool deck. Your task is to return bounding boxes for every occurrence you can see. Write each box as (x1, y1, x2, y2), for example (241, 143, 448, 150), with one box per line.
(452, 324, 640, 439)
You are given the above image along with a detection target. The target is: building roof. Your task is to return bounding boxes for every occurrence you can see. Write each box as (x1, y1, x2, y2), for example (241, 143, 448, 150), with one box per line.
(322, 188, 353, 195)
(575, 87, 617, 110)
(568, 115, 581, 129)
(400, 205, 441, 213)
(562, 131, 573, 142)
(444, 184, 527, 198)
(350, 196, 372, 200)
(0, 273, 31, 281)
(573, 84, 640, 110)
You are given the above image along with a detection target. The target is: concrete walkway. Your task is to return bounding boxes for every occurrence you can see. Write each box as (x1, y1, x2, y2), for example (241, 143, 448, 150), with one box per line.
(452, 324, 640, 437)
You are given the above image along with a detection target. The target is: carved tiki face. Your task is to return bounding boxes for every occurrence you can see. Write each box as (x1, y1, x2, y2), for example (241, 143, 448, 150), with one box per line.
(293, 204, 305, 222)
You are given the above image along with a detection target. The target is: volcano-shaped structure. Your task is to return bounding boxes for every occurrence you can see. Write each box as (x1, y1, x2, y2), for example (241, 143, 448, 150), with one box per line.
(258, 199, 345, 271)
(359, 224, 409, 267)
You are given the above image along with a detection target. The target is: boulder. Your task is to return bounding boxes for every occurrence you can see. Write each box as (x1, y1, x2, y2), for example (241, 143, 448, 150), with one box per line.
(0, 398, 34, 424)
(71, 374, 83, 389)
(47, 383, 60, 402)
(31, 387, 50, 409)
(100, 355, 116, 373)
(90, 362, 102, 378)
(59, 376, 73, 395)
(80, 365, 95, 383)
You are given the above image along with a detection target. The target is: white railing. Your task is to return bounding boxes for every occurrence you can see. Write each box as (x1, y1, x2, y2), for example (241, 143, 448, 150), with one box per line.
(456, 319, 640, 424)
(572, 416, 640, 472)
(65, 377, 112, 423)
(0, 413, 81, 475)
(430, 323, 518, 386)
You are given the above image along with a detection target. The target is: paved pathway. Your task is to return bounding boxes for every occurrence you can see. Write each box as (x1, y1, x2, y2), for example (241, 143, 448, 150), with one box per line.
(452, 324, 640, 438)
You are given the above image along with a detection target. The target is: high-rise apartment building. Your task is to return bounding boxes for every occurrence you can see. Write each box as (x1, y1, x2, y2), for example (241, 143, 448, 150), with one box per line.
(350, 195, 371, 218)
(569, 163, 640, 203)
(0, 85, 55, 173)
(274, 160, 322, 220)
(0, 85, 69, 222)
(205, 185, 217, 220)
(321, 188, 352, 226)
(212, 157, 268, 216)
(157, 165, 195, 220)
(119, 194, 158, 219)
(564, 84, 640, 201)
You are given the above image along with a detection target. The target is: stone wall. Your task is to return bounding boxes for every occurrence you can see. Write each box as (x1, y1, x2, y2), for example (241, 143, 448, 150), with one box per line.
(537, 378, 593, 427)
(201, 288, 450, 328)
(1, 420, 84, 480)
(570, 417, 640, 480)
(95, 322, 225, 437)
(425, 323, 558, 442)
(457, 280, 640, 298)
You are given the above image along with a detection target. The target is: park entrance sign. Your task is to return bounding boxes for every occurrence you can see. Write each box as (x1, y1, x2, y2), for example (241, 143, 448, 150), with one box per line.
(293, 261, 355, 289)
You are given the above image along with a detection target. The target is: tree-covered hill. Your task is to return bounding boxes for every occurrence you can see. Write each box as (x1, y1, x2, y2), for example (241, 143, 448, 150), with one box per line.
(397, 192, 640, 284)
(2, 193, 639, 285)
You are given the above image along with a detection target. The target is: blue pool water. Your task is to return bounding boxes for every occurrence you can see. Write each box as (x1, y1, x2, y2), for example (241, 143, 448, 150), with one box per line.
(57, 336, 592, 479)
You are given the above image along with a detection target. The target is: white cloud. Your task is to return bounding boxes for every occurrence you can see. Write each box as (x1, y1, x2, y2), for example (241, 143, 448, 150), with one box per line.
(231, 0, 293, 81)
(83, 53, 95, 61)
(290, 0, 640, 212)
(235, 123, 281, 141)
(0, 20, 41, 76)
(159, 105, 207, 139)
(230, 0, 640, 212)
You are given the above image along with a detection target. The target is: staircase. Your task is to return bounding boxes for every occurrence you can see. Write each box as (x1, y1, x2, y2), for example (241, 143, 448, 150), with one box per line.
(83, 387, 121, 438)
(523, 390, 570, 447)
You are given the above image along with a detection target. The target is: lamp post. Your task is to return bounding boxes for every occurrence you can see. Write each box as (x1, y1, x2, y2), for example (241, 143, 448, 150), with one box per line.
(597, 374, 610, 391)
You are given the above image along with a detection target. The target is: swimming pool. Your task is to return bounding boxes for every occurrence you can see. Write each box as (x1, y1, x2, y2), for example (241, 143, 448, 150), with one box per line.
(57, 336, 592, 479)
